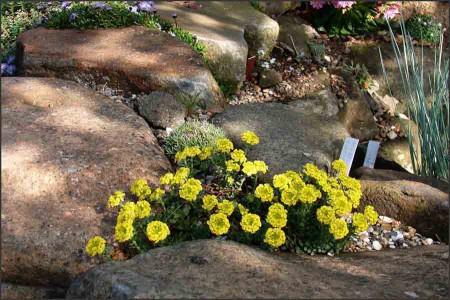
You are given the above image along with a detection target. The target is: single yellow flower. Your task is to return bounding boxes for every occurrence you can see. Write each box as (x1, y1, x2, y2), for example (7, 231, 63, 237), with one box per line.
(231, 149, 247, 164)
(216, 138, 234, 153)
(202, 195, 218, 211)
(217, 199, 234, 216)
(108, 191, 125, 208)
(241, 131, 259, 145)
(135, 200, 151, 219)
(255, 184, 274, 202)
(264, 228, 286, 248)
(146, 221, 170, 243)
(130, 179, 151, 200)
(329, 218, 349, 240)
(85, 236, 106, 257)
(207, 213, 230, 235)
(240, 213, 262, 234)
(316, 205, 335, 225)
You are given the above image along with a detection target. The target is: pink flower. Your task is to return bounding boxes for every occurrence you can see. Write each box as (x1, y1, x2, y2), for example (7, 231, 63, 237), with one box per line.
(383, 5, 400, 20)
(332, 1, 355, 9)
(310, 1, 326, 9)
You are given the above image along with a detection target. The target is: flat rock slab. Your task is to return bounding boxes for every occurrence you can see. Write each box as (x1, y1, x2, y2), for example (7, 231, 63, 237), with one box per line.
(213, 102, 348, 180)
(66, 239, 449, 299)
(156, 1, 279, 90)
(1, 77, 172, 287)
(16, 26, 225, 112)
(353, 168, 449, 242)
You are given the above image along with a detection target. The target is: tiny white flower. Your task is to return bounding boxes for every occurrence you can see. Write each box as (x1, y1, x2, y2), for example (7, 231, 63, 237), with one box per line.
(269, 58, 276, 64)
(423, 22, 427, 26)
(438, 23, 442, 27)
(417, 18, 421, 22)
(170, 32, 176, 37)
(166, 127, 173, 134)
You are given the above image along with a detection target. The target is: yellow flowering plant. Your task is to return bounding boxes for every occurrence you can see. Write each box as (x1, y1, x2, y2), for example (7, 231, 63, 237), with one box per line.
(86, 132, 379, 260)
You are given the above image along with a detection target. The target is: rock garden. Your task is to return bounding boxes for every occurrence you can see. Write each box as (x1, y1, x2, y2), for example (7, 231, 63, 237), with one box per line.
(1, 1, 449, 299)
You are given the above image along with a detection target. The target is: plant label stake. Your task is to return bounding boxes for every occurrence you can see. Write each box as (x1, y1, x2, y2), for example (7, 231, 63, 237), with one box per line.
(363, 140, 379, 169)
(246, 56, 257, 81)
(339, 137, 359, 175)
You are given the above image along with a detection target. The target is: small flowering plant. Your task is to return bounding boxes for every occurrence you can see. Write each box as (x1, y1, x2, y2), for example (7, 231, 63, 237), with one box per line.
(310, 1, 401, 36)
(86, 131, 378, 259)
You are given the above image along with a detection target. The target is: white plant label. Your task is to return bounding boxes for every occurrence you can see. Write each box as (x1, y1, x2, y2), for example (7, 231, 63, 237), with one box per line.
(339, 137, 359, 175)
(363, 140, 380, 169)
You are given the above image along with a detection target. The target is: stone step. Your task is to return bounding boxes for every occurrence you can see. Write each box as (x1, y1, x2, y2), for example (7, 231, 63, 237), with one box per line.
(155, 1, 279, 91)
(1, 77, 172, 287)
(16, 26, 226, 112)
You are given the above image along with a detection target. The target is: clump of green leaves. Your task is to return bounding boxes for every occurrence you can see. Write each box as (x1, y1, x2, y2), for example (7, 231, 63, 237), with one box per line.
(307, 40, 325, 62)
(1, 2, 45, 61)
(405, 14, 441, 43)
(175, 91, 207, 117)
(162, 121, 227, 158)
(343, 61, 373, 91)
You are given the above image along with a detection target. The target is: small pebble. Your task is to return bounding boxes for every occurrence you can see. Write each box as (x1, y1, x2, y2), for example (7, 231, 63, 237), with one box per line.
(372, 241, 382, 251)
(425, 238, 433, 245)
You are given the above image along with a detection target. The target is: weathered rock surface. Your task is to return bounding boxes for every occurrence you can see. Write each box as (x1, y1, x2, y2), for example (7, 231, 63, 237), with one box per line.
(353, 168, 449, 242)
(138, 92, 185, 129)
(156, 1, 279, 90)
(1, 282, 66, 299)
(277, 13, 319, 57)
(17, 26, 225, 112)
(378, 138, 415, 173)
(1, 77, 172, 287)
(259, 68, 282, 88)
(259, 1, 298, 17)
(67, 239, 449, 299)
(288, 88, 339, 117)
(335, 69, 378, 141)
(213, 102, 348, 179)
(350, 42, 447, 109)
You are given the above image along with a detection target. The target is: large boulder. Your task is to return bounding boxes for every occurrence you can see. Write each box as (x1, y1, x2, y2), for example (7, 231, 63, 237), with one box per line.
(1, 77, 173, 288)
(353, 168, 449, 242)
(277, 13, 319, 57)
(16, 26, 225, 112)
(350, 42, 447, 111)
(213, 102, 348, 180)
(138, 92, 186, 129)
(156, 1, 279, 91)
(67, 239, 448, 299)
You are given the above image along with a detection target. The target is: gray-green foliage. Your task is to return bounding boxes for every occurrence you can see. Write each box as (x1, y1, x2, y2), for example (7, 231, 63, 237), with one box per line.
(163, 121, 227, 158)
(175, 91, 206, 117)
(381, 19, 449, 181)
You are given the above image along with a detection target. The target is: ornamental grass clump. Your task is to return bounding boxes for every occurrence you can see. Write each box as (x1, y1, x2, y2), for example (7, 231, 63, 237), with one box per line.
(381, 19, 449, 181)
(86, 131, 379, 259)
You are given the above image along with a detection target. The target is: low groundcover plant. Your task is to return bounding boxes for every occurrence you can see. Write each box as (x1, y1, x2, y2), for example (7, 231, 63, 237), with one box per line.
(86, 131, 378, 259)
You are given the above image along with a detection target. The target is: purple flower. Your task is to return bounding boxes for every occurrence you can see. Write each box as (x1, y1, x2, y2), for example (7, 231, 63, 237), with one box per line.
(92, 2, 107, 9)
(138, 1, 154, 12)
(1, 63, 16, 76)
(6, 55, 15, 64)
(105, 5, 112, 11)
(37, 4, 48, 11)
(61, 1, 71, 9)
(310, 1, 326, 9)
(172, 12, 177, 18)
(69, 12, 78, 21)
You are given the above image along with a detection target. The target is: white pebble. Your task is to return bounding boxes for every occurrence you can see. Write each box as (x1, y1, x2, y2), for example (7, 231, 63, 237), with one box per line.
(391, 231, 404, 242)
(367, 226, 374, 233)
(372, 240, 382, 251)
(425, 238, 433, 245)
(379, 216, 393, 223)
(389, 245, 396, 249)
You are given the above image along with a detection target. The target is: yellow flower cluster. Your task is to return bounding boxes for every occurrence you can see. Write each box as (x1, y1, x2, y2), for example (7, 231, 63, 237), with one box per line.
(352, 212, 369, 233)
(216, 138, 234, 153)
(281, 188, 298, 206)
(231, 149, 247, 164)
(136, 200, 151, 219)
(207, 213, 230, 235)
(255, 184, 274, 202)
(146, 221, 170, 243)
(303, 163, 329, 190)
(150, 188, 165, 201)
(173, 167, 190, 185)
(240, 213, 262, 234)
(198, 146, 213, 160)
(338, 174, 362, 208)
(226, 160, 240, 172)
(175, 146, 201, 162)
(329, 189, 352, 216)
(130, 179, 151, 200)
(202, 195, 218, 211)
(160, 172, 174, 185)
(364, 205, 378, 225)
(266, 203, 287, 228)
(108, 191, 125, 208)
(242, 161, 268, 176)
(273, 171, 305, 192)
(316, 205, 335, 225)
(329, 218, 349, 239)
(264, 228, 286, 248)
(217, 199, 234, 216)
(298, 184, 322, 204)
(179, 178, 203, 201)
(115, 202, 136, 242)
(331, 159, 348, 175)
(85, 236, 106, 257)
(241, 131, 260, 145)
